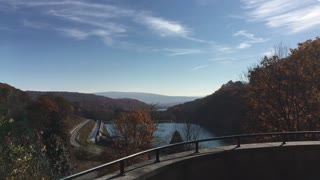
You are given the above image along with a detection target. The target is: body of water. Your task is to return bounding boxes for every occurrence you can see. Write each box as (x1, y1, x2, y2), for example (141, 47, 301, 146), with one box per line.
(105, 122, 221, 148)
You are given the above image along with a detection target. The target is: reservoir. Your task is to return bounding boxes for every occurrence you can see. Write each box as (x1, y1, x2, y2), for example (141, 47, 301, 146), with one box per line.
(104, 122, 222, 148)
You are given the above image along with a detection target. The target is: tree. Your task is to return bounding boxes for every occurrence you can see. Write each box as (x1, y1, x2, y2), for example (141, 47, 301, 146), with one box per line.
(182, 121, 200, 142)
(30, 95, 72, 140)
(181, 121, 200, 150)
(0, 116, 52, 179)
(245, 38, 320, 133)
(166, 130, 184, 153)
(0, 85, 73, 179)
(112, 110, 157, 157)
(44, 134, 72, 179)
(170, 130, 183, 144)
(29, 95, 73, 178)
(0, 84, 52, 179)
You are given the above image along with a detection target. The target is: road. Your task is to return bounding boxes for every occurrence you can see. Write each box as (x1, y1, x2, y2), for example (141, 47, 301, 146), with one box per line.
(70, 119, 91, 147)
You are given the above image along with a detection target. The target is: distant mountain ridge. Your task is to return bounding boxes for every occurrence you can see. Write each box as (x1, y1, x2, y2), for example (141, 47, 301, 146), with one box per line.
(27, 91, 147, 110)
(27, 91, 148, 121)
(95, 92, 201, 107)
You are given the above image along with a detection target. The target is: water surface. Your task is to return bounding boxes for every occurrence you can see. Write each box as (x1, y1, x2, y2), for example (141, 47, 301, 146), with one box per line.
(105, 122, 221, 148)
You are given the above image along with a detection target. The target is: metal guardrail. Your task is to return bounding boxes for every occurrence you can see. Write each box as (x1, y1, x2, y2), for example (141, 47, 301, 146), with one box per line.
(61, 131, 320, 180)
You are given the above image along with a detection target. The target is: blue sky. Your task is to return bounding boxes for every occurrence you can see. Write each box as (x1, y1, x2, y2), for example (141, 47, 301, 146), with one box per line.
(1, 0, 320, 96)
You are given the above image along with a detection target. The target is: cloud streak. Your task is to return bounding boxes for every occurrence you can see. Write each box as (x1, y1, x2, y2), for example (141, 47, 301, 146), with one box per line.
(191, 64, 209, 71)
(233, 30, 266, 43)
(0, 0, 131, 43)
(209, 57, 236, 65)
(241, 0, 320, 33)
(238, 43, 251, 49)
(0, 0, 212, 50)
(233, 30, 268, 49)
(162, 48, 203, 56)
(142, 17, 189, 37)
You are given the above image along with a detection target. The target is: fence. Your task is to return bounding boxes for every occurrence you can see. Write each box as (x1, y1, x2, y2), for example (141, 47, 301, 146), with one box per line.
(61, 131, 320, 180)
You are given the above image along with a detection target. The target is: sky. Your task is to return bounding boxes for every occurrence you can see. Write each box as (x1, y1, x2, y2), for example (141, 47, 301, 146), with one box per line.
(0, 0, 320, 96)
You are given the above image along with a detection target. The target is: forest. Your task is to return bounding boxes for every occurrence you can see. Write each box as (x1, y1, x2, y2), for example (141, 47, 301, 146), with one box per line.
(169, 37, 320, 135)
(0, 84, 150, 179)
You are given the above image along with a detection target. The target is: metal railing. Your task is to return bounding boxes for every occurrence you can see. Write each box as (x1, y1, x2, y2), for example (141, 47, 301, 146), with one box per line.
(61, 131, 320, 180)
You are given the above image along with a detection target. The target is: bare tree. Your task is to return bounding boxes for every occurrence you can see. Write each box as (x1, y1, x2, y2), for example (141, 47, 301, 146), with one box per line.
(181, 120, 200, 150)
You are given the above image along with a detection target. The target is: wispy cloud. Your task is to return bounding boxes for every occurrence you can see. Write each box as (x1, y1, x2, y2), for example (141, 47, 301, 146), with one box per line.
(0, 0, 213, 51)
(191, 64, 209, 71)
(58, 28, 114, 44)
(162, 48, 203, 56)
(1, 0, 130, 44)
(190, 57, 235, 72)
(233, 30, 268, 49)
(183, 36, 215, 44)
(139, 16, 214, 44)
(241, 0, 320, 33)
(238, 43, 251, 49)
(233, 30, 266, 43)
(142, 17, 189, 37)
(22, 20, 51, 29)
(210, 44, 236, 54)
(58, 28, 90, 40)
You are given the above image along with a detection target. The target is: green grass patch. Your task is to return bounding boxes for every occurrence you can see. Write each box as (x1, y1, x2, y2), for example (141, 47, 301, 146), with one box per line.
(77, 120, 95, 147)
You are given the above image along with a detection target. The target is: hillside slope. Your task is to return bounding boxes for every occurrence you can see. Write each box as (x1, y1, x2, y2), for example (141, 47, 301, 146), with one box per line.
(168, 81, 247, 135)
(27, 91, 148, 120)
(0, 83, 31, 123)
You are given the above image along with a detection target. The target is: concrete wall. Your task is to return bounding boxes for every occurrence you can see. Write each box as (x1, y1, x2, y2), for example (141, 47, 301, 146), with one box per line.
(147, 144, 320, 180)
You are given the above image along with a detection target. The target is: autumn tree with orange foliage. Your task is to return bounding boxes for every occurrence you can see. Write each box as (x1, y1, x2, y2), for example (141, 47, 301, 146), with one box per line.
(112, 110, 157, 157)
(29, 95, 73, 178)
(245, 37, 320, 133)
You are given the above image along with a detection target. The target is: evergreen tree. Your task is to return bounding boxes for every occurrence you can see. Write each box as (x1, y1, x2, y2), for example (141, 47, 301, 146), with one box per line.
(168, 130, 184, 153)
(170, 130, 183, 144)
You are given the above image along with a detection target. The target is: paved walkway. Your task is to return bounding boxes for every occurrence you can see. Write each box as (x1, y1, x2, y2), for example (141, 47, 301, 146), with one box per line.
(96, 141, 320, 180)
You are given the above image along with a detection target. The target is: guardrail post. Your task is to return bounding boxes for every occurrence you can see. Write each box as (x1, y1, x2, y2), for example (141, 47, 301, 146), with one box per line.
(194, 142, 199, 153)
(236, 137, 241, 147)
(282, 134, 286, 145)
(155, 149, 160, 163)
(120, 160, 125, 176)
